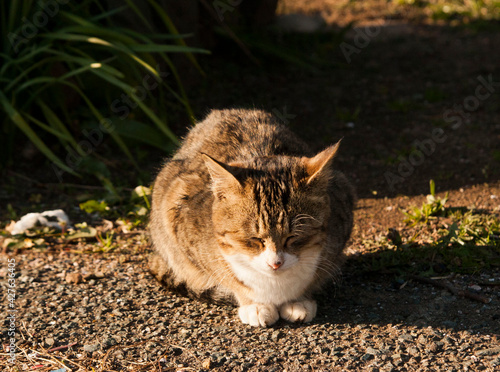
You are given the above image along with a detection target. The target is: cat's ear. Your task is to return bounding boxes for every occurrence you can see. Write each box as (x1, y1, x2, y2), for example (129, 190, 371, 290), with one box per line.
(202, 153, 242, 196)
(303, 141, 340, 186)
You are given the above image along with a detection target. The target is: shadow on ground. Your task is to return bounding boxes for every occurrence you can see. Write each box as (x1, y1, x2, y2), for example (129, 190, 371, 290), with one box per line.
(187, 21, 500, 199)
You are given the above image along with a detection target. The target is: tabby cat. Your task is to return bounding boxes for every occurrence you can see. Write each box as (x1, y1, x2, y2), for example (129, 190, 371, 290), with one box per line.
(149, 109, 355, 327)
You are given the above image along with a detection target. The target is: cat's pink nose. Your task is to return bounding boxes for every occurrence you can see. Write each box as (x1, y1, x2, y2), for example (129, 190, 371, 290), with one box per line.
(268, 261, 282, 270)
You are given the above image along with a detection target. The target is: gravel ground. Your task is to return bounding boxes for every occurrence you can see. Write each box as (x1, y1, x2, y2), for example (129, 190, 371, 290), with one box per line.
(2, 236, 499, 371)
(2, 1, 500, 370)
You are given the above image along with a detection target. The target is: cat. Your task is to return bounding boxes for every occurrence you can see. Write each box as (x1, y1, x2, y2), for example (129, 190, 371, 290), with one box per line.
(149, 108, 355, 327)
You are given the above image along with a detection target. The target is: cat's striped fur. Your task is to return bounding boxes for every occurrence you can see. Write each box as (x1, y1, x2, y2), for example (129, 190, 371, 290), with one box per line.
(149, 109, 355, 326)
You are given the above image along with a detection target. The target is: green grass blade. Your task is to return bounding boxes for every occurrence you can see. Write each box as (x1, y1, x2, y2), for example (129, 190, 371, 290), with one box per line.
(21, 0, 35, 19)
(8, 0, 20, 38)
(14, 59, 121, 95)
(14, 76, 62, 93)
(22, 112, 72, 141)
(56, 19, 140, 45)
(121, 28, 195, 41)
(122, 0, 154, 32)
(37, 100, 80, 149)
(10, 74, 139, 169)
(89, 5, 129, 22)
(5, 55, 63, 93)
(0, 91, 79, 176)
(90, 69, 178, 144)
(1, 45, 52, 76)
(14, 64, 99, 94)
(132, 97, 179, 145)
(69, 85, 140, 169)
(110, 30, 198, 121)
(45, 32, 161, 77)
(152, 53, 195, 121)
(146, 0, 206, 76)
(430, 179, 436, 197)
(47, 49, 125, 78)
(112, 119, 177, 151)
(130, 44, 210, 54)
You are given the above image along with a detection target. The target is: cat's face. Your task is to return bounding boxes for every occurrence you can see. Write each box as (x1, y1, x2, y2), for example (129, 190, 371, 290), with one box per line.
(203, 144, 338, 277)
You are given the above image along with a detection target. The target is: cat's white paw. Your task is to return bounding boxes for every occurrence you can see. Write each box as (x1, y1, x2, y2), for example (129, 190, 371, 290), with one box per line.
(238, 304, 279, 327)
(279, 299, 317, 323)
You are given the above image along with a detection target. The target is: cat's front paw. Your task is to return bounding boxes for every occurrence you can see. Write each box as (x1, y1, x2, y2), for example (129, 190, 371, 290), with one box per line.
(238, 304, 279, 327)
(279, 299, 317, 323)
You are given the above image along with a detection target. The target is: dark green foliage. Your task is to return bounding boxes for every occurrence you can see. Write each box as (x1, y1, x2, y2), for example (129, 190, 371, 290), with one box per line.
(1, 0, 208, 183)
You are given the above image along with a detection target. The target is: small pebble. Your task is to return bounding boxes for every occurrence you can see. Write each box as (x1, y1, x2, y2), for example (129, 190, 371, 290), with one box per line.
(202, 358, 212, 369)
(83, 344, 100, 352)
(65, 272, 83, 284)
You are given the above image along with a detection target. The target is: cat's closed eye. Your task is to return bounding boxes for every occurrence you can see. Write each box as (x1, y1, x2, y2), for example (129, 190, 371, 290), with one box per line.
(285, 233, 321, 250)
(247, 237, 264, 249)
(284, 235, 299, 248)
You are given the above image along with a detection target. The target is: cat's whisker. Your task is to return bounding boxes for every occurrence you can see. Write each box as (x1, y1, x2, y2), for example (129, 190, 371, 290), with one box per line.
(292, 214, 321, 227)
(207, 265, 233, 287)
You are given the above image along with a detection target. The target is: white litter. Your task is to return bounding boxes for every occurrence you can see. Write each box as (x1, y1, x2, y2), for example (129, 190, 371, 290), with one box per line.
(10, 209, 71, 235)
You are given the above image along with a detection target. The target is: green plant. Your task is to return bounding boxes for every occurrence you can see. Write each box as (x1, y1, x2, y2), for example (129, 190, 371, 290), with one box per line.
(96, 231, 116, 252)
(394, 0, 500, 22)
(441, 210, 500, 247)
(79, 199, 109, 214)
(404, 180, 448, 225)
(1, 1, 208, 181)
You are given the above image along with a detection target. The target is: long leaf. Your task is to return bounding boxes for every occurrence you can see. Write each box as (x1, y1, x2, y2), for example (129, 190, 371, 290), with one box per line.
(57, 17, 140, 44)
(122, 0, 154, 32)
(90, 69, 178, 144)
(23, 112, 73, 141)
(13, 58, 121, 95)
(0, 91, 79, 176)
(37, 101, 80, 150)
(1, 45, 52, 76)
(14, 64, 102, 94)
(130, 44, 210, 54)
(122, 31, 197, 122)
(69, 85, 140, 169)
(112, 119, 177, 151)
(4, 56, 59, 93)
(8, 0, 20, 40)
(121, 29, 195, 41)
(89, 5, 129, 22)
(46, 51, 125, 78)
(14, 76, 65, 94)
(10, 74, 139, 169)
(145, 0, 206, 76)
(44, 32, 160, 77)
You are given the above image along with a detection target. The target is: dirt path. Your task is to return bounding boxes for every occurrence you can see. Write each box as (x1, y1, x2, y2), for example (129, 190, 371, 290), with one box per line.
(1, 185, 499, 371)
(2, 183, 499, 371)
(2, 1, 500, 371)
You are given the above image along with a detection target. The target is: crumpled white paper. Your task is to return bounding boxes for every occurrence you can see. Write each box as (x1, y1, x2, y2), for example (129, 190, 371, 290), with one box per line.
(10, 209, 71, 235)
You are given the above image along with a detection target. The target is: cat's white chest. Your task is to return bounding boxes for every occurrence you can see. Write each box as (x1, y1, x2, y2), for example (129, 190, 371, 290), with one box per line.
(223, 250, 321, 305)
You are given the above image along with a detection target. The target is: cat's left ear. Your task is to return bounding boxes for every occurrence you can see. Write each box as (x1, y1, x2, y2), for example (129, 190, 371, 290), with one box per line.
(202, 153, 242, 196)
(303, 141, 340, 186)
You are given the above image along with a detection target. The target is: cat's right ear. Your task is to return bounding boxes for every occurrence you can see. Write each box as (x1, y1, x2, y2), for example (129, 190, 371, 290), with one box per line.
(303, 141, 340, 186)
(201, 153, 242, 197)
